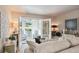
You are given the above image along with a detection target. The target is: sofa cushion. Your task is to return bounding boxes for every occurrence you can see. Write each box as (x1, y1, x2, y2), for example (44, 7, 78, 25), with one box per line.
(59, 45, 79, 53)
(73, 37, 79, 45)
(27, 41, 38, 52)
(63, 34, 79, 46)
(34, 40, 71, 53)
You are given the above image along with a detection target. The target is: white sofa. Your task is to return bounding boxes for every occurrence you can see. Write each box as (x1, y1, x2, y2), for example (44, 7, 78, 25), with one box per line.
(25, 34, 79, 53)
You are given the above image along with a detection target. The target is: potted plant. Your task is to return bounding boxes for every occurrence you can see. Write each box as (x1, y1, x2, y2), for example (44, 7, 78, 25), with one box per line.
(9, 34, 16, 41)
(8, 34, 16, 44)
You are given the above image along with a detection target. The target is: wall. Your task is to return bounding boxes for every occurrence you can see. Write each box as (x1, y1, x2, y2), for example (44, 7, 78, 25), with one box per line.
(51, 9, 79, 32)
(0, 6, 10, 52)
(9, 12, 51, 35)
(0, 6, 9, 40)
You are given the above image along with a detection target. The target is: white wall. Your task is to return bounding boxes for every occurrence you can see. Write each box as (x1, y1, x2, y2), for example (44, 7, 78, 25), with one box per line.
(52, 9, 79, 32)
(0, 6, 9, 40)
(0, 6, 10, 52)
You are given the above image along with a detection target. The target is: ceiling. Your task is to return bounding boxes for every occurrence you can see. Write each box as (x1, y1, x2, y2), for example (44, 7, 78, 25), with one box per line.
(5, 5, 79, 16)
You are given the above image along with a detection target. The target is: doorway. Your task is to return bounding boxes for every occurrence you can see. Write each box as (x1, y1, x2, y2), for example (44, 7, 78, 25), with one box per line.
(18, 17, 51, 52)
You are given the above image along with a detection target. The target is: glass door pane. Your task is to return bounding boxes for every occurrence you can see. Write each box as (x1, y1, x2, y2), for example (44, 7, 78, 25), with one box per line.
(42, 19, 51, 39)
(19, 17, 32, 52)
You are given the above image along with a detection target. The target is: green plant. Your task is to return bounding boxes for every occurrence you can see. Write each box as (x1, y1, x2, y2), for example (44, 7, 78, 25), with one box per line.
(9, 34, 16, 40)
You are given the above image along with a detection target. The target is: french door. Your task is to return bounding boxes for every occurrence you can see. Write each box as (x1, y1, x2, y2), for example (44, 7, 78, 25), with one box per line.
(18, 17, 51, 52)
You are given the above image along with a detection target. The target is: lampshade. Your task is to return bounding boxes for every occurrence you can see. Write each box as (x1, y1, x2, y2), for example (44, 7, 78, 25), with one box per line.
(52, 25, 58, 28)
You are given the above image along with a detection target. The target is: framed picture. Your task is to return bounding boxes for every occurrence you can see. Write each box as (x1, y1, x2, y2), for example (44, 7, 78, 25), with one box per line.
(65, 18, 77, 30)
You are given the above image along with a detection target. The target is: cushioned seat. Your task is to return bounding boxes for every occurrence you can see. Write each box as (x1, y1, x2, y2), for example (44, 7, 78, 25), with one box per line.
(25, 35, 79, 53)
(26, 40, 71, 53)
(59, 45, 79, 53)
